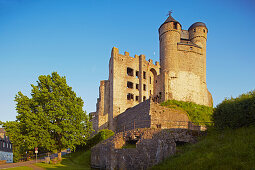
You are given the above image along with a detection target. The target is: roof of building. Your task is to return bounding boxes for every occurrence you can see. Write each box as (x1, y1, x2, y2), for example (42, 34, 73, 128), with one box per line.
(159, 14, 182, 30)
(188, 22, 207, 31)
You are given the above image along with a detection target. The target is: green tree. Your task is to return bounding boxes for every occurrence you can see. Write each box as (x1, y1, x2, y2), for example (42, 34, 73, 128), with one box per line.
(2, 72, 93, 160)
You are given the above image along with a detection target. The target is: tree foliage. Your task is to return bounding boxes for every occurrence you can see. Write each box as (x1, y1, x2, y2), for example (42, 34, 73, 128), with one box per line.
(2, 72, 93, 161)
(212, 90, 255, 129)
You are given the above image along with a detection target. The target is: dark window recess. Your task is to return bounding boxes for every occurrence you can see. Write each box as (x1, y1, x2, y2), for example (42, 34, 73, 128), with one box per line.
(127, 93, 134, 100)
(156, 124, 161, 128)
(203, 29, 206, 33)
(150, 77, 151, 84)
(136, 96, 139, 101)
(127, 67, 134, 76)
(127, 81, 133, 89)
(143, 71, 146, 79)
(136, 84, 139, 89)
(174, 22, 177, 29)
(136, 71, 139, 78)
(156, 80, 157, 83)
(150, 90, 152, 95)
(143, 96, 146, 101)
(143, 84, 146, 91)
(194, 28, 196, 32)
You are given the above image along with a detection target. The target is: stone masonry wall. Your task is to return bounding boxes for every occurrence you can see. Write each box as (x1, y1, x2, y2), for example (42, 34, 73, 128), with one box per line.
(91, 128, 201, 169)
(116, 99, 189, 132)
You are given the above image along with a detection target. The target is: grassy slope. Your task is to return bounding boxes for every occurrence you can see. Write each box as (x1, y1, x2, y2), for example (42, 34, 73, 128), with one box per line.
(36, 150, 91, 170)
(151, 126, 255, 170)
(161, 100, 213, 124)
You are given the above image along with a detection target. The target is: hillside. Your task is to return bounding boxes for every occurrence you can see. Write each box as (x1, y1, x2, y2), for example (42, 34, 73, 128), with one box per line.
(150, 126, 255, 170)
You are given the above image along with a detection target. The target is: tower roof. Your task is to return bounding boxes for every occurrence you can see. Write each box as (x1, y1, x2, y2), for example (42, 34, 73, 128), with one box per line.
(159, 12, 181, 30)
(188, 22, 208, 31)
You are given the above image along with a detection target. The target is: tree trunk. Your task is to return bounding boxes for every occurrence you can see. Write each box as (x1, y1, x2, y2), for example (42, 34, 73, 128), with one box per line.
(57, 150, 62, 161)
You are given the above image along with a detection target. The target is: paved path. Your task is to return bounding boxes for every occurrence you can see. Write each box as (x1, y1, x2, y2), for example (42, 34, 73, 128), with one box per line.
(0, 159, 44, 169)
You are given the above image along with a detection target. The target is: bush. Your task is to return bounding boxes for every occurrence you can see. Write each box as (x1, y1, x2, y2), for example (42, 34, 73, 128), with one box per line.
(76, 129, 114, 151)
(161, 100, 214, 125)
(212, 90, 255, 129)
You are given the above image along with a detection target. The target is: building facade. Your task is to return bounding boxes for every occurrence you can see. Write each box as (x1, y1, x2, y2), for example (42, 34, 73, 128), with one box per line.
(90, 14, 213, 132)
(0, 128, 13, 163)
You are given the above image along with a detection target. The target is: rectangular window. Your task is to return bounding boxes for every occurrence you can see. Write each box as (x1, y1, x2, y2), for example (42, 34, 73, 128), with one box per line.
(174, 22, 177, 29)
(136, 84, 139, 90)
(150, 77, 151, 84)
(127, 67, 134, 76)
(136, 96, 139, 101)
(150, 90, 152, 95)
(127, 81, 133, 89)
(143, 96, 146, 101)
(143, 84, 146, 91)
(127, 93, 134, 100)
(136, 71, 139, 78)
(143, 71, 146, 79)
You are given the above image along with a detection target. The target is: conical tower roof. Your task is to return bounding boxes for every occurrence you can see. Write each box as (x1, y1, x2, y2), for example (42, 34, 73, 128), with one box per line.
(159, 12, 181, 30)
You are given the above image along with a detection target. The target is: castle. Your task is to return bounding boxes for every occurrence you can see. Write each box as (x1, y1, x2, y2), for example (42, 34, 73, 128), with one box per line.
(90, 14, 213, 132)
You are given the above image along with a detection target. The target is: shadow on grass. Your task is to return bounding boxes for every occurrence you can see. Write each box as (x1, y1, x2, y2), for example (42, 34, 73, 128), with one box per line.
(36, 150, 92, 170)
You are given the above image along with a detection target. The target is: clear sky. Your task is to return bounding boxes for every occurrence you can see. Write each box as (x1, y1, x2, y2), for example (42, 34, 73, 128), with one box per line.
(0, 0, 254, 122)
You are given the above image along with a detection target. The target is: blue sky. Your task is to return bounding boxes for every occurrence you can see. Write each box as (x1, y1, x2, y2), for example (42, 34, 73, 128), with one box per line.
(0, 0, 254, 122)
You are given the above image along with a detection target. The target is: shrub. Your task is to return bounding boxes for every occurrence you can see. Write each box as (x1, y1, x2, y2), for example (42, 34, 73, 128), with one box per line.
(161, 100, 214, 125)
(212, 90, 255, 129)
(76, 129, 114, 151)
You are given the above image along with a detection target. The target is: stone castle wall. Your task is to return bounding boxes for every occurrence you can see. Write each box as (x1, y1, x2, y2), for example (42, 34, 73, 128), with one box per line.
(116, 99, 189, 132)
(91, 128, 201, 169)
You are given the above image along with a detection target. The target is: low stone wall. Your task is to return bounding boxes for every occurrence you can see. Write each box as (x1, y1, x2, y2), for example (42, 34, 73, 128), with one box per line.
(115, 99, 190, 132)
(91, 128, 202, 169)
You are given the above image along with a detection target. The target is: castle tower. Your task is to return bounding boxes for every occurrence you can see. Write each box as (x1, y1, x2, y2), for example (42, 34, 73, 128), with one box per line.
(158, 14, 213, 106)
(188, 22, 208, 83)
(158, 12, 182, 101)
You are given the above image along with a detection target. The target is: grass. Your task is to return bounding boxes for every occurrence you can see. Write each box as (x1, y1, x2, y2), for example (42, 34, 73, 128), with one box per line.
(36, 150, 91, 170)
(5, 167, 33, 170)
(161, 100, 214, 125)
(122, 143, 136, 149)
(150, 126, 255, 170)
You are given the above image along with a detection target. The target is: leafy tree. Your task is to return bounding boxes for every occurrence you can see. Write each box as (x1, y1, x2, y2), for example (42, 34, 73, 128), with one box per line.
(2, 72, 93, 160)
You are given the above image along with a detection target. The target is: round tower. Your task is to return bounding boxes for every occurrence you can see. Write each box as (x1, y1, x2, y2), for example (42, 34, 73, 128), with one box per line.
(158, 13, 182, 73)
(188, 22, 208, 83)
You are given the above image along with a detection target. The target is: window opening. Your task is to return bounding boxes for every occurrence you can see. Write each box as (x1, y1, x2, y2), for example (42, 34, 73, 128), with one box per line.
(174, 22, 177, 29)
(136, 84, 139, 90)
(127, 81, 133, 89)
(143, 71, 146, 79)
(136, 96, 139, 101)
(150, 77, 151, 84)
(143, 84, 146, 91)
(136, 71, 139, 78)
(127, 93, 134, 100)
(127, 67, 134, 76)
(143, 96, 146, 101)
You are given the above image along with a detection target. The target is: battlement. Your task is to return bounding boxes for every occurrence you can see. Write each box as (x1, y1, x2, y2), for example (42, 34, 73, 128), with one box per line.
(111, 47, 160, 68)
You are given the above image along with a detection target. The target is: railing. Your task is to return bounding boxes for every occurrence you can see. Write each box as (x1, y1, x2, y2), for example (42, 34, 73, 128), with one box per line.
(116, 120, 213, 133)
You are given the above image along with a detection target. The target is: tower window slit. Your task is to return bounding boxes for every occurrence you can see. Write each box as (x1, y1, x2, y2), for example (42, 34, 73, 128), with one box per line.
(127, 93, 134, 100)
(127, 81, 133, 89)
(127, 67, 134, 76)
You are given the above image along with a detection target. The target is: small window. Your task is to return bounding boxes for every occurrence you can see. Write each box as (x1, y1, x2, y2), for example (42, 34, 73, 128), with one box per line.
(174, 22, 177, 29)
(193, 28, 196, 32)
(136, 71, 139, 78)
(143, 71, 146, 79)
(143, 96, 146, 101)
(127, 67, 134, 76)
(136, 84, 139, 90)
(150, 77, 151, 84)
(203, 29, 205, 33)
(143, 84, 146, 91)
(127, 93, 134, 100)
(156, 80, 157, 83)
(127, 81, 133, 89)
(190, 47, 193, 50)
(156, 124, 161, 128)
(150, 90, 152, 95)
(135, 96, 139, 101)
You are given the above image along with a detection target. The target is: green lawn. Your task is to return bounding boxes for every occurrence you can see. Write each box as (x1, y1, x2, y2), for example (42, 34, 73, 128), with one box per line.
(150, 126, 255, 170)
(36, 150, 91, 170)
